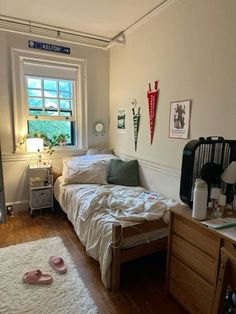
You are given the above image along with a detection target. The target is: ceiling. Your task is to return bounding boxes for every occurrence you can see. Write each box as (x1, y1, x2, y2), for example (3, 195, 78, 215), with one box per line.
(0, 0, 167, 41)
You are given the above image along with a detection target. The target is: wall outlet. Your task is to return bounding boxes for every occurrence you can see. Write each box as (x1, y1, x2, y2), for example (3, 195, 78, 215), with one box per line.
(7, 205, 14, 215)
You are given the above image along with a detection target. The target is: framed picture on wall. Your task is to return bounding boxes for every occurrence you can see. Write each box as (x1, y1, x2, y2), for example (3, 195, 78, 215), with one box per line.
(169, 99, 191, 139)
(117, 108, 126, 133)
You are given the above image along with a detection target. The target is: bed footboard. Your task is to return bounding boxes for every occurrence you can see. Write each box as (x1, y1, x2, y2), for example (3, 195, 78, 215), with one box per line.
(111, 220, 168, 292)
(112, 223, 122, 292)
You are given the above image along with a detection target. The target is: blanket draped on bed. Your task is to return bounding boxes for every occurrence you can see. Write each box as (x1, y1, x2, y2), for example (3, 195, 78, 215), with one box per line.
(54, 177, 177, 288)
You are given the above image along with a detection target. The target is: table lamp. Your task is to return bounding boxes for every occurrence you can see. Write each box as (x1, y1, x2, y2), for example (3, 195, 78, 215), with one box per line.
(26, 138, 44, 167)
(221, 161, 236, 204)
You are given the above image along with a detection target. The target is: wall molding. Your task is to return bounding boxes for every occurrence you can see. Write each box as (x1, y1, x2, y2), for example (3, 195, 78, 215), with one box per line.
(6, 200, 29, 212)
(2, 148, 87, 162)
(3, 150, 181, 178)
(115, 151, 181, 178)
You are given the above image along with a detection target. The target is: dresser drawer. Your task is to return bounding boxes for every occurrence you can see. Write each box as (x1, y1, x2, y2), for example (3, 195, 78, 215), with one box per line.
(171, 234, 217, 285)
(169, 255, 214, 314)
(30, 188, 52, 208)
(172, 214, 219, 258)
(222, 239, 236, 255)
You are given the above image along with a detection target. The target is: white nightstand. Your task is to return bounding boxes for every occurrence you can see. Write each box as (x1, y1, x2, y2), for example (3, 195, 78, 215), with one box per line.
(28, 163, 53, 216)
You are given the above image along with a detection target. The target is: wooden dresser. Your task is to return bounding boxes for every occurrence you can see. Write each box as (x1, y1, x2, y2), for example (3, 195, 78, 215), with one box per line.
(166, 206, 236, 314)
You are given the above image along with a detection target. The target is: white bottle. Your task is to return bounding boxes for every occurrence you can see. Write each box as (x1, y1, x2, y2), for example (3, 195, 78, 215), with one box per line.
(192, 179, 208, 220)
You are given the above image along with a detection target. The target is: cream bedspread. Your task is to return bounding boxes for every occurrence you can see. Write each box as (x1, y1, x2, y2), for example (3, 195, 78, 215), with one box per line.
(54, 176, 178, 288)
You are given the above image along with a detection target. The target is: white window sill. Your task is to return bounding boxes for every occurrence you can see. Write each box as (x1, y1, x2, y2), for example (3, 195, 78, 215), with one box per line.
(2, 147, 87, 162)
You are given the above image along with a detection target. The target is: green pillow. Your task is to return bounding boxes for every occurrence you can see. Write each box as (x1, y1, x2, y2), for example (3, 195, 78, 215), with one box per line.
(107, 159, 139, 186)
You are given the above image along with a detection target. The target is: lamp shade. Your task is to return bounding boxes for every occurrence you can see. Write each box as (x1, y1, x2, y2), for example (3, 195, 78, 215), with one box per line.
(221, 161, 236, 184)
(26, 138, 44, 153)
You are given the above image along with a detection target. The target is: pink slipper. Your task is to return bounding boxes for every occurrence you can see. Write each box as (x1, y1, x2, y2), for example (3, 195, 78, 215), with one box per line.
(49, 256, 67, 273)
(23, 269, 53, 284)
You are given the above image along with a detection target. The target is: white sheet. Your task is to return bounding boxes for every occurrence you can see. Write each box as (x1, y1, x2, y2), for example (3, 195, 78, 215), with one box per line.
(54, 176, 179, 288)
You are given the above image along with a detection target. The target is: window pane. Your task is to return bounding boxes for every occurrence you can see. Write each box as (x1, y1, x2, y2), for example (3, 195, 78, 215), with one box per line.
(60, 111, 72, 117)
(29, 109, 43, 116)
(59, 91, 71, 98)
(45, 98, 58, 110)
(28, 120, 73, 145)
(28, 89, 42, 97)
(44, 80, 57, 90)
(44, 90, 57, 98)
(45, 110, 58, 116)
(28, 98, 43, 108)
(27, 78, 41, 89)
(59, 81, 72, 92)
(60, 100, 72, 110)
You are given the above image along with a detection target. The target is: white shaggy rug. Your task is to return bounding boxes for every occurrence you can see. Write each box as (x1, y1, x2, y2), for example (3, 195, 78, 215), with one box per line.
(0, 237, 98, 314)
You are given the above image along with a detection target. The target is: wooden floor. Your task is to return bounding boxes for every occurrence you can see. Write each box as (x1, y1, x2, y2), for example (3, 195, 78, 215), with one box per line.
(0, 209, 185, 314)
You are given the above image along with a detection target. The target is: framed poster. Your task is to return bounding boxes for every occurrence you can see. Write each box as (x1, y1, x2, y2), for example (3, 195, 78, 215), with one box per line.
(169, 99, 191, 139)
(117, 108, 126, 133)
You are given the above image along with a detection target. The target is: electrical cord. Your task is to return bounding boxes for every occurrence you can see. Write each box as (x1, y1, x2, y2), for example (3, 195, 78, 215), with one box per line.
(111, 224, 150, 249)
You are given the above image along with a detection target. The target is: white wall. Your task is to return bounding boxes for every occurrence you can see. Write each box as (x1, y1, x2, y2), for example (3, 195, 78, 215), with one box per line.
(0, 31, 109, 205)
(109, 0, 236, 201)
(2, 0, 236, 207)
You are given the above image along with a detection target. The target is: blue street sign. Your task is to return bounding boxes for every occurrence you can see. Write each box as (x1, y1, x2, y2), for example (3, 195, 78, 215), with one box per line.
(28, 40, 70, 54)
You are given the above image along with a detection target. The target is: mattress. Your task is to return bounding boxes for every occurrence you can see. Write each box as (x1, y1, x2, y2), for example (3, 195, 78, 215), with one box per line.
(121, 227, 168, 249)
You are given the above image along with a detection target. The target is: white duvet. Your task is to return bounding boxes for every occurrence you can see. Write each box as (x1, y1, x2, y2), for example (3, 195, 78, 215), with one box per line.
(54, 176, 178, 288)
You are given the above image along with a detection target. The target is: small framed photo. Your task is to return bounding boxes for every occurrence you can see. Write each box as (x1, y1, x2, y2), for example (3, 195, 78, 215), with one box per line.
(117, 108, 126, 133)
(169, 99, 191, 139)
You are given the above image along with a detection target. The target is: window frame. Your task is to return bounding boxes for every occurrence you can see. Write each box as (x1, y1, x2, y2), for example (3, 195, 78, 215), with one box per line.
(11, 49, 88, 153)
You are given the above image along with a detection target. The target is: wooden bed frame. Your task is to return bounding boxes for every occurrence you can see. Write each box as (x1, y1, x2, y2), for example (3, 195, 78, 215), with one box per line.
(54, 199, 168, 292)
(111, 219, 168, 292)
(53, 173, 169, 292)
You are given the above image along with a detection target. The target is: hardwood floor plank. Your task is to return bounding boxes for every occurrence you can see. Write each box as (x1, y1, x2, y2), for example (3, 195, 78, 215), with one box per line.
(0, 209, 185, 313)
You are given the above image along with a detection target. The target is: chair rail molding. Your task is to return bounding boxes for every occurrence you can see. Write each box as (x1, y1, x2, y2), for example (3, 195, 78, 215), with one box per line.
(115, 151, 180, 178)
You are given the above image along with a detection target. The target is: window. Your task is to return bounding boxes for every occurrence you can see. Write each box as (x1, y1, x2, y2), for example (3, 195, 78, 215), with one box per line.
(25, 76, 75, 145)
(11, 49, 87, 151)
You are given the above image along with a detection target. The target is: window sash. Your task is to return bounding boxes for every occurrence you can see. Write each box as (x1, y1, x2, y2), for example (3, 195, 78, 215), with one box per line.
(27, 120, 75, 146)
(25, 76, 75, 120)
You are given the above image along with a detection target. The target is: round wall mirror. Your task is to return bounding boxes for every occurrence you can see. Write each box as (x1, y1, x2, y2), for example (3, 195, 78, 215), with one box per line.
(93, 121, 105, 136)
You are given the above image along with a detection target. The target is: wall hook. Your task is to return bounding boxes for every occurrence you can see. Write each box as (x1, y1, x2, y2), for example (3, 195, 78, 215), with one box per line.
(131, 99, 137, 107)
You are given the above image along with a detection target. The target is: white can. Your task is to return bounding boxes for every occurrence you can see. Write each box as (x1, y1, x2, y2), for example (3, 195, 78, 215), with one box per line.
(192, 179, 208, 220)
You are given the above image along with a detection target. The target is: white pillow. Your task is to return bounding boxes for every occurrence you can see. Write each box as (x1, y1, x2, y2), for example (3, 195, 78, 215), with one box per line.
(62, 154, 117, 184)
(62, 154, 116, 176)
(63, 160, 108, 185)
(86, 148, 113, 155)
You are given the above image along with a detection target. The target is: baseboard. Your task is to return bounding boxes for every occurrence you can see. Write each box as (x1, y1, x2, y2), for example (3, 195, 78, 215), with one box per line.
(6, 201, 29, 212)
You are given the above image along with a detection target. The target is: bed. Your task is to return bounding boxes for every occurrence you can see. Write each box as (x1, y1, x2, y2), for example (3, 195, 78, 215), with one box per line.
(54, 153, 180, 291)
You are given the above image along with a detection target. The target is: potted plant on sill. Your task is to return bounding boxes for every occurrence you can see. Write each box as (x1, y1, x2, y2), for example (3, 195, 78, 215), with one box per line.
(51, 133, 69, 148)
(17, 132, 69, 155)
